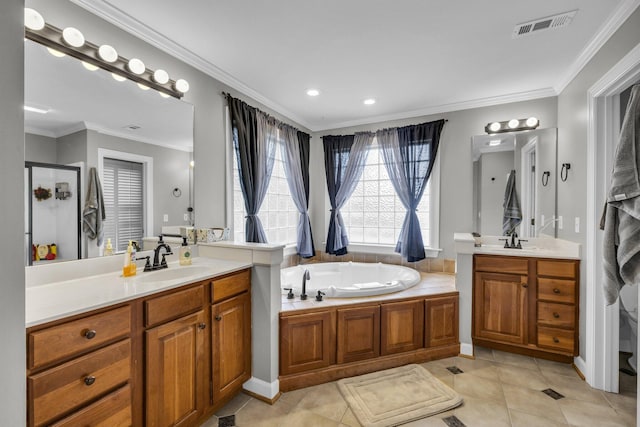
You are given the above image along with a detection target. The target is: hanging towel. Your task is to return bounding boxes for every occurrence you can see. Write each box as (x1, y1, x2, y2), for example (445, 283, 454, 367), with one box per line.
(83, 167, 106, 246)
(502, 170, 522, 235)
(603, 84, 640, 305)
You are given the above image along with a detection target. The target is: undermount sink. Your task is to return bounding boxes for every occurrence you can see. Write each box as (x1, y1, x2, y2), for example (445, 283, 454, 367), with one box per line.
(134, 265, 214, 283)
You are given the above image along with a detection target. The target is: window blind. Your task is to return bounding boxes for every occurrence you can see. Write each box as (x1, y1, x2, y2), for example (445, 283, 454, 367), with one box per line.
(103, 158, 144, 252)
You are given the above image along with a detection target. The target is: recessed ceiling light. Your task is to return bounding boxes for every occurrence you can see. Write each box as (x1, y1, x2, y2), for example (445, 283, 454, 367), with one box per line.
(306, 89, 320, 97)
(363, 98, 376, 105)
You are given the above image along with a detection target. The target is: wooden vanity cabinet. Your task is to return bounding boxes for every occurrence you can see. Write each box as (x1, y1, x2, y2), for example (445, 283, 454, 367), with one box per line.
(280, 310, 336, 375)
(472, 254, 579, 362)
(381, 300, 424, 355)
(337, 305, 381, 364)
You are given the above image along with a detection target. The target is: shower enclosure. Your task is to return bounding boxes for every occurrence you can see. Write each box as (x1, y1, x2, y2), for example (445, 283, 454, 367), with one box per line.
(25, 162, 81, 266)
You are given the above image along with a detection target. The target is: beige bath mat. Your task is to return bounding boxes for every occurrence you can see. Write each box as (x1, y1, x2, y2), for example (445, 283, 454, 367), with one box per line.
(337, 364, 463, 427)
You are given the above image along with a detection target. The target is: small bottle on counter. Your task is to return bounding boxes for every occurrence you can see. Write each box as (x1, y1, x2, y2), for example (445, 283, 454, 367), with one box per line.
(179, 237, 192, 266)
(123, 240, 137, 277)
(104, 238, 114, 256)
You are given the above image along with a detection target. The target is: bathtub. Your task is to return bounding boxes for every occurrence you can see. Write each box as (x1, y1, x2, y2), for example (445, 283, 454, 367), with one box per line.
(280, 262, 421, 298)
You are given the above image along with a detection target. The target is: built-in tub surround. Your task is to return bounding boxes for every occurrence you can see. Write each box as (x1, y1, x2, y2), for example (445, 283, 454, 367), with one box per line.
(453, 232, 581, 357)
(281, 262, 421, 298)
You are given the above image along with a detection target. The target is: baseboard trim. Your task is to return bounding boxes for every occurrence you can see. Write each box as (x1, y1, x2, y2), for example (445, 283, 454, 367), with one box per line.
(460, 342, 474, 357)
(242, 377, 279, 400)
(244, 389, 282, 405)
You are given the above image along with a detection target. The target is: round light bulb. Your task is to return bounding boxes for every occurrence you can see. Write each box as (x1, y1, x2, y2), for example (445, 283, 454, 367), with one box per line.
(81, 61, 99, 71)
(306, 89, 320, 97)
(508, 119, 520, 129)
(363, 98, 376, 105)
(526, 117, 538, 127)
(174, 79, 190, 93)
(159, 92, 171, 99)
(62, 27, 85, 48)
(189, 160, 195, 168)
(137, 83, 150, 91)
(24, 8, 45, 31)
(98, 45, 118, 63)
(489, 122, 501, 132)
(127, 58, 145, 75)
(111, 73, 127, 82)
(153, 69, 169, 85)
(47, 48, 66, 58)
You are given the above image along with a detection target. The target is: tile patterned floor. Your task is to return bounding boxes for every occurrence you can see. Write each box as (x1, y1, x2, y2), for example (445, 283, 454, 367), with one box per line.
(201, 348, 637, 427)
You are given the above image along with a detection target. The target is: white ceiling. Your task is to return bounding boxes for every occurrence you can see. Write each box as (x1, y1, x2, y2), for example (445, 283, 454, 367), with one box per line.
(70, 0, 638, 132)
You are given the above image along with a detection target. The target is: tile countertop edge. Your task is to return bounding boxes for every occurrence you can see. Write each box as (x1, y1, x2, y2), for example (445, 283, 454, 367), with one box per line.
(26, 258, 252, 328)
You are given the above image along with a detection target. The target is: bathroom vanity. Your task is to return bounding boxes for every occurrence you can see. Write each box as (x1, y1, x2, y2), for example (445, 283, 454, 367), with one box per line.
(26, 262, 251, 427)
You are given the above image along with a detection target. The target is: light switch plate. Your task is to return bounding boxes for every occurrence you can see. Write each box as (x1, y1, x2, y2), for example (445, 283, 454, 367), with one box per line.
(184, 213, 189, 221)
(575, 217, 580, 233)
(558, 216, 563, 230)
(163, 214, 169, 222)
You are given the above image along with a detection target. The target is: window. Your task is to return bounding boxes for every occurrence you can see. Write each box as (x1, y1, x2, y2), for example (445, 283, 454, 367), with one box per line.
(232, 138, 298, 245)
(340, 141, 437, 250)
(102, 157, 144, 252)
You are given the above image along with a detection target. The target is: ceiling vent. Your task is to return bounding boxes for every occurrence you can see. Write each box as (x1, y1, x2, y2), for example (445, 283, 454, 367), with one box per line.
(513, 10, 577, 38)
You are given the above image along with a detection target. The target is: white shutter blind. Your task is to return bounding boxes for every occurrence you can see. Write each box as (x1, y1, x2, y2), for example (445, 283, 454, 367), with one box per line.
(103, 158, 144, 252)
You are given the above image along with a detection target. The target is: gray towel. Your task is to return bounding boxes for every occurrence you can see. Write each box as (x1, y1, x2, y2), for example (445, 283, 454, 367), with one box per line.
(83, 167, 106, 246)
(603, 84, 640, 305)
(502, 170, 522, 235)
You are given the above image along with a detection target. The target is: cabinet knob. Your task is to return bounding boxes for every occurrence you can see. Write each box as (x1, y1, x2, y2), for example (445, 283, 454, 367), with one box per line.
(84, 375, 96, 386)
(83, 329, 97, 340)
(214, 315, 222, 321)
(553, 288, 561, 294)
(553, 337, 560, 343)
(198, 322, 207, 330)
(553, 312, 560, 318)
(521, 283, 528, 288)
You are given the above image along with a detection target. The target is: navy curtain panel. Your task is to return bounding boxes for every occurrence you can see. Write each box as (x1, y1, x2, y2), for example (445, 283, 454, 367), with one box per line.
(378, 119, 445, 262)
(297, 131, 315, 257)
(227, 95, 272, 243)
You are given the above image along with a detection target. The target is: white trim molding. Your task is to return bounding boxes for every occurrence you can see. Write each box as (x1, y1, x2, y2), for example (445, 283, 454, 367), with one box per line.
(585, 41, 640, 392)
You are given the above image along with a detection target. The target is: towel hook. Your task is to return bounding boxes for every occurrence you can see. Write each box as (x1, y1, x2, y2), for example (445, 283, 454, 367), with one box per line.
(560, 163, 571, 182)
(541, 171, 550, 187)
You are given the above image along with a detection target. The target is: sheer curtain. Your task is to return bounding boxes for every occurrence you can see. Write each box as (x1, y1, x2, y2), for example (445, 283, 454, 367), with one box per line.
(280, 124, 315, 257)
(228, 95, 276, 243)
(377, 120, 445, 261)
(323, 132, 374, 255)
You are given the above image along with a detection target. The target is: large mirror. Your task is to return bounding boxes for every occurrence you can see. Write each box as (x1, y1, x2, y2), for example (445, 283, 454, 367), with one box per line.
(24, 39, 194, 265)
(471, 128, 557, 238)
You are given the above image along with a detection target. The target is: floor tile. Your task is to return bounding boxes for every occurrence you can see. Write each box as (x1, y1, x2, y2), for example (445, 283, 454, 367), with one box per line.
(234, 398, 289, 427)
(293, 382, 348, 422)
(496, 363, 549, 391)
(215, 392, 251, 417)
(535, 357, 580, 378)
(466, 365, 501, 382)
(473, 346, 495, 361)
(502, 384, 568, 424)
(281, 409, 342, 426)
(339, 407, 361, 427)
(558, 398, 633, 426)
(437, 356, 495, 374)
(199, 416, 219, 427)
(445, 394, 511, 427)
(492, 350, 539, 371)
(602, 390, 638, 415)
(544, 373, 609, 405)
(452, 373, 505, 403)
(509, 409, 569, 427)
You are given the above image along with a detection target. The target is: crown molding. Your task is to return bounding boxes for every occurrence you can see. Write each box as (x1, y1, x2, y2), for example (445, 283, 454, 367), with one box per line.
(24, 126, 57, 139)
(554, 0, 640, 93)
(311, 87, 557, 132)
(69, 0, 312, 130)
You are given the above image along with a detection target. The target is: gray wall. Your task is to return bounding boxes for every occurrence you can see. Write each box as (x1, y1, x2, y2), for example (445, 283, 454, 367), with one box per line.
(557, 7, 640, 361)
(25, 133, 56, 163)
(0, 1, 25, 424)
(311, 96, 558, 258)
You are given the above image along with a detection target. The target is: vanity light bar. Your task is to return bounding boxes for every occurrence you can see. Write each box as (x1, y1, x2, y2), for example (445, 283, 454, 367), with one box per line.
(24, 18, 188, 99)
(485, 117, 539, 134)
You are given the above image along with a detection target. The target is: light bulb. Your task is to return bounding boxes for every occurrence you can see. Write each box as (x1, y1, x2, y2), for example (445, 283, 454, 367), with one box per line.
(526, 117, 538, 127)
(82, 62, 99, 71)
(137, 83, 150, 91)
(306, 89, 320, 97)
(174, 79, 190, 93)
(489, 122, 501, 132)
(98, 45, 118, 63)
(62, 27, 85, 48)
(127, 58, 145, 75)
(24, 8, 45, 31)
(111, 73, 126, 82)
(508, 119, 520, 129)
(159, 92, 170, 98)
(189, 160, 195, 168)
(153, 69, 169, 84)
(363, 98, 376, 105)
(47, 47, 65, 58)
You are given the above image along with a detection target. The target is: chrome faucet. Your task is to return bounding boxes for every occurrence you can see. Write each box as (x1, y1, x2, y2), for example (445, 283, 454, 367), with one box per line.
(300, 269, 310, 300)
(149, 235, 173, 271)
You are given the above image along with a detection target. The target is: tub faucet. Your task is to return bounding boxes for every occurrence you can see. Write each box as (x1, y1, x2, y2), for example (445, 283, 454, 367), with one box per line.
(301, 269, 310, 300)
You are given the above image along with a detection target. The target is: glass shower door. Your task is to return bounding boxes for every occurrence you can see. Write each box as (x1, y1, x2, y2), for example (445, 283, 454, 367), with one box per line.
(25, 162, 81, 265)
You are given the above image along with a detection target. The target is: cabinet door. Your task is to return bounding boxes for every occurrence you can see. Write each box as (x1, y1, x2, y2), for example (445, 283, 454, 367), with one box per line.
(381, 300, 424, 355)
(425, 296, 459, 348)
(474, 272, 527, 344)
(337, 305, 380, 364)
(146, 310, 206, 427)
(212, 292, 251, 402)
(280, 311, 335, 375)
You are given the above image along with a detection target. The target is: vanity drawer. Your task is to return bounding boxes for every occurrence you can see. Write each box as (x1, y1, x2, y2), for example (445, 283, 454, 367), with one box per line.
(537, 326, 575, 353)
(537, 302, 575, 328)
(28, 306, 131, 369)
(537, 260, 576, 279)
(145, 284, 204, 327)
(538, 278, 576, 304)
(212, 269, 251, 303)
(29, 339, 131, 427)
(49, 384, 132, 427)
(474, 255, 528, 275)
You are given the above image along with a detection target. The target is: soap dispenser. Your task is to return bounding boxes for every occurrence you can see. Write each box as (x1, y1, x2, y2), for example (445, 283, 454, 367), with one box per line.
(179, 237, 192, 266)
(123, 240, 137, 277)
(104, 238, 114, 256)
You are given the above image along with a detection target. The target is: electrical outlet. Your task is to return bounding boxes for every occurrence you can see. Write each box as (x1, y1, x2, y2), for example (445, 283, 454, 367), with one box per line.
(163, 214, 169, 222)
(184, 213, 189, 221)
(575, 217, 580, 233)
(558, 215, 563, 230)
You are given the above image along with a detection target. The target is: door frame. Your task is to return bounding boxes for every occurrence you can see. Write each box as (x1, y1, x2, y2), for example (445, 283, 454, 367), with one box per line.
(585, 42, 640, 392)
(520, 137, 538, 238)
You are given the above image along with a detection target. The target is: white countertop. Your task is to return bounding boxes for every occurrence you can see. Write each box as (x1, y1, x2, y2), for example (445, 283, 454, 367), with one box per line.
(26, 257, 251, 328)
(454, 233, 581, 260)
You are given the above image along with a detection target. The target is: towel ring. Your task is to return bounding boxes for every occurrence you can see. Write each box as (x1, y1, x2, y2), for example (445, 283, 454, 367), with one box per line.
(172, 187, 182, 197)
(560, 163, 571, 182)
(541, 171, 550, 187)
